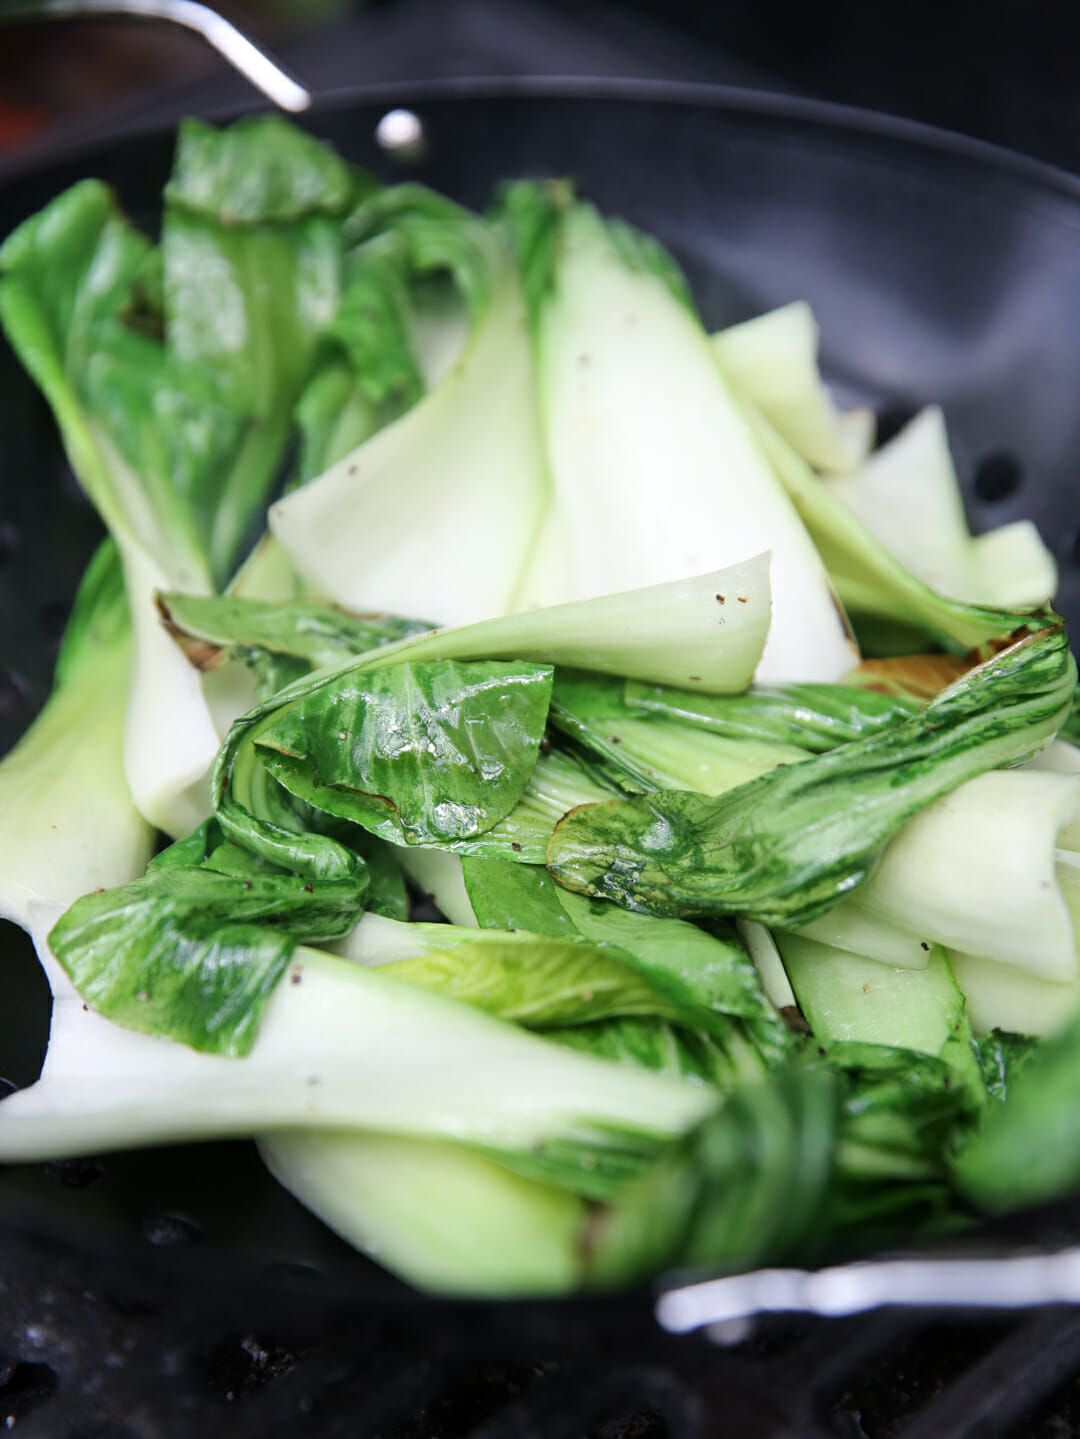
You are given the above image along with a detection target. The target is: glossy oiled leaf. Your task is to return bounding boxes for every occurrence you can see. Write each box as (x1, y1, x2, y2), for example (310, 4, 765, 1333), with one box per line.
(548, 625, 1076, 927)
(254, 660, 553, 846)
(623, 679, 918, 752)
(975, 1032, 1040, 1103)
(48, 860, 367, 1056)
(434, 749, 619, 864)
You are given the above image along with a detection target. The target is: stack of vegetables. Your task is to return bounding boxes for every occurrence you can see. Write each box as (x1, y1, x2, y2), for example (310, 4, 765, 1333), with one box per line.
(0, 115, 1078, 1297)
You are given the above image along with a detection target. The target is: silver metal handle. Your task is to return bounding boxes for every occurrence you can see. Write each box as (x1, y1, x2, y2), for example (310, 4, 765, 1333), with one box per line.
(657, 1244, 1080, 1335)
(1, 0, 312, 113)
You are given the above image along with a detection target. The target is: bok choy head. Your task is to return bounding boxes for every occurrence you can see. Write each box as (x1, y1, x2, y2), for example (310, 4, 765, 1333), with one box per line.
(0, 116, 376, 837)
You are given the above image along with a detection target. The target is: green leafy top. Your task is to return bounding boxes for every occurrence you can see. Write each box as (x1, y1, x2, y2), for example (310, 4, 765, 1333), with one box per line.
(165, 116, 370, 224)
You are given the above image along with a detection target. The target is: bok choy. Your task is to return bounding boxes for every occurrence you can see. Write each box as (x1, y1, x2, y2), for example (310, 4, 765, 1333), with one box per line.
(4, 113, 1080, 1301)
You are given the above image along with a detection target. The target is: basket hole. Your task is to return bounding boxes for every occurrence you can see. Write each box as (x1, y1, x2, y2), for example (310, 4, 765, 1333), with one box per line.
(203, 1334, 296, 1403)
(874, 403, 920, 448)
(36, 600, 71, 650)
(43, 1157, 104, 1190)
(260, 1259, 327, 1286)
(0, 920, 52, 1088)
(973, 450, 1024, 502)
(0, 669, 26, 720)
(139, 1213, 204, 1247)
(0, 1359, 59, 1424)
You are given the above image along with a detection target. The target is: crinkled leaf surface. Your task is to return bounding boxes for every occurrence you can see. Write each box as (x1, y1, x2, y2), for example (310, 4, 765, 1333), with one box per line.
(48, 854, 367, 1056)
(385, 926, 693, 1030)
(548, 625, 1076, 926)
(254, 659, 553, 845)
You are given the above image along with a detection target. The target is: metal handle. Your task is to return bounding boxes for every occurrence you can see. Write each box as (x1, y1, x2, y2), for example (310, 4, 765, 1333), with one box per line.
(0, 0, 311, 113)
(657, 1244, 1080, 1335)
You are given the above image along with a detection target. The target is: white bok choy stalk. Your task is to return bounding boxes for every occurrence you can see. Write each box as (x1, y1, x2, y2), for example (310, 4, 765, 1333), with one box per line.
(497, 183, 857, 683)
(947, 948, 1080, 1038)
(259, 1130, 587, 1296)
(711, 300, 874, 473)
(790, 769, 1080, 983)
(0, 542, 154, 926)
(288, 553, 773, 695)
(823, 407, 1057, 609)
(269, 187, 549, 628)
(736, 918, 796, 1011)
(744, 401, 1058, 653)
(0, 912, 712, 1166)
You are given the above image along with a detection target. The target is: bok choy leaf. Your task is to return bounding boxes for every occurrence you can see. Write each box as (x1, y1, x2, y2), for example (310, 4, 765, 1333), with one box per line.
(47, 822, 368, 1055)
(255, 660, 553, 846)
(547, 624, 1076, 926)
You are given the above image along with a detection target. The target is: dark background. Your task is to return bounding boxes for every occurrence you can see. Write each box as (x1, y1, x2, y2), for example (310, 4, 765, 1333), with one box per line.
(1, 0, 1075, 175)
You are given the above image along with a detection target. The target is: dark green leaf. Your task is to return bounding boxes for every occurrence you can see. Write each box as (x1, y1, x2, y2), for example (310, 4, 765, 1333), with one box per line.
(491, 177, 575, 330)
(953, 1005, 1080, 1213)
(462, 857, 578, 937)
(162, 118, 368, 580)
(353, 835, 411, 921)
(548, 625, 1075, 926)
(213, 704, 370, 883)
(346, 184, 500, 319)
(552, 1016, 768, 1089)
(555, 889, 777, 1025)
(623, 679, 919, 751)
(164, 115, 368, 224)
(975, 1031, 1041, 1103)
(48, 858, 366, 1056)
(255, 659, 553, 846)
(0, 180, 209, 583)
